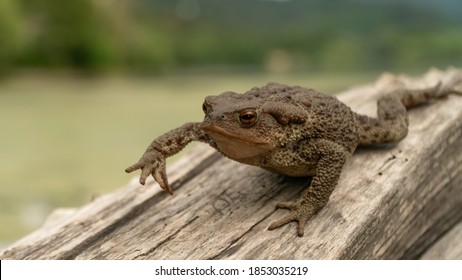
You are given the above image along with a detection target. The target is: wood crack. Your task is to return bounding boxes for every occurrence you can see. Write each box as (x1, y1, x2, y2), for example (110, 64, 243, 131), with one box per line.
(207, 210, 277, 260)
(133, 216, 199, 259)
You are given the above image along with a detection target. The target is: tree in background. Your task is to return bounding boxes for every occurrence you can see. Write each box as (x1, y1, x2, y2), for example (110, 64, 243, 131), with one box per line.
(0, 0, 461, 75)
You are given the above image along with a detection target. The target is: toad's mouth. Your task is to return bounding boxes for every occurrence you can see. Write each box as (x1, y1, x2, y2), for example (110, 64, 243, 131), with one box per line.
(202, 123, 274, 159)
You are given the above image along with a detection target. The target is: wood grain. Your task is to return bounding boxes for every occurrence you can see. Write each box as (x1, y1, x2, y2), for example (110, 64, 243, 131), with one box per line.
(1, 68, 461, 260)
(420, 221, 462, 260)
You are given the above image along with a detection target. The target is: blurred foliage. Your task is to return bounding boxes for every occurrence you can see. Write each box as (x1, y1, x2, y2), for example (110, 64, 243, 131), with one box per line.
(0, 0, 461, 74)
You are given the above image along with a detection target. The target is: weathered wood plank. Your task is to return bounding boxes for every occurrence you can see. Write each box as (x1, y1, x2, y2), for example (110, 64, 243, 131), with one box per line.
(1, 68, 461, 260)
(420, 221, 462, 260)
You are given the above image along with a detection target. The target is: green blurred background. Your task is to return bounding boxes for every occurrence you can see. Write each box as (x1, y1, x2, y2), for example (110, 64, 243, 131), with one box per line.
(1, 0, 461, 249)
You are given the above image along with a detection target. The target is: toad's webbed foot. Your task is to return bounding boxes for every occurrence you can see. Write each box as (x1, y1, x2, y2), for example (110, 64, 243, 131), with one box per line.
(268, 199, 323, 237)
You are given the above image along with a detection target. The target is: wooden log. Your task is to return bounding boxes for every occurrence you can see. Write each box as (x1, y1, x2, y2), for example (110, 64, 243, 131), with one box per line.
(1, 68, 461, 260)
(420, 221, 462, 259)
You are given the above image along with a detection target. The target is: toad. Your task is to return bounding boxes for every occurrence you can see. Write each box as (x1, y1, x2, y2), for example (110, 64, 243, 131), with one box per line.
(126, 80, 461, 236)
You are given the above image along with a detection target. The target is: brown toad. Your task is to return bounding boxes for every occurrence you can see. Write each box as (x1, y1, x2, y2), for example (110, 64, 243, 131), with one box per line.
(126, 81, 460, 236)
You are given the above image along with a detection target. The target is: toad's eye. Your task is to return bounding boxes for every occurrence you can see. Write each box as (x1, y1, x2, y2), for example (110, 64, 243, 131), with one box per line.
(202, 102, 208, 114)
(239, 110, 258, 126)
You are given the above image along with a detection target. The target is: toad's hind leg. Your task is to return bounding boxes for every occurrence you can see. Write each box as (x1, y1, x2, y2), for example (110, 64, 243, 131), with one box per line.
(355, 82, 447, 145)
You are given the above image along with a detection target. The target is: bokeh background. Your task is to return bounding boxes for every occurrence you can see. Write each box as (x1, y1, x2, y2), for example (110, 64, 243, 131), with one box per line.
(1, 0, 461, 249)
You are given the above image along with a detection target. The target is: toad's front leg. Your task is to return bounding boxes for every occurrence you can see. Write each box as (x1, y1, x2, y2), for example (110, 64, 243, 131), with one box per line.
(268, 140, 348, 237)
(125, 122, 214, 194)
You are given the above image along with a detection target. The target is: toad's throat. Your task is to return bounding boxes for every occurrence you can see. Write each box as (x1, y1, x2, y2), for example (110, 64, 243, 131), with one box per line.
(202, 123, 274, 159)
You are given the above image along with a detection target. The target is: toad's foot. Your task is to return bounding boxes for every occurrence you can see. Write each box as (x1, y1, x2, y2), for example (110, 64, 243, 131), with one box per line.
(125, 149, 171, 194)
(125, 122, 210, 195)
(268, 200, 322, 237)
